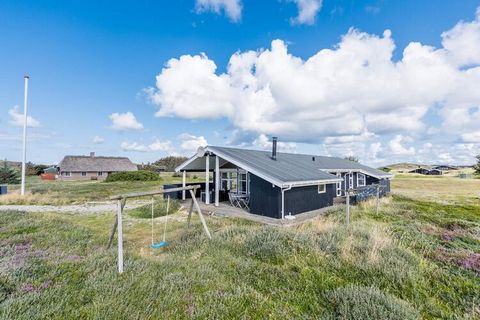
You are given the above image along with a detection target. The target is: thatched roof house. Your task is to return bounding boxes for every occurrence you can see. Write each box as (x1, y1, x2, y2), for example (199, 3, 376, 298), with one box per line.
(58, 152, 137, 180)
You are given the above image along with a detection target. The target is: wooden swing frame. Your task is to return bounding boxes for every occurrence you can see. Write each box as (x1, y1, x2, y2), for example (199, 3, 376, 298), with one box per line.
(107, 184, 211, 273)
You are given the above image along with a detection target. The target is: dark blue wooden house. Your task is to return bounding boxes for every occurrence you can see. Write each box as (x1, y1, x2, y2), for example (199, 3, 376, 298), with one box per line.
(176, 139, 392, 219)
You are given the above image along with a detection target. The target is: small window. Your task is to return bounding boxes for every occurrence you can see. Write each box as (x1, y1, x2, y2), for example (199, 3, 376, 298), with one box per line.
(81, 172, 87, 176)
(318, 184, 326, 194)
(64, 172, 71, 177)
(98, 172, 103, 176)
(357, 173, 366, 187)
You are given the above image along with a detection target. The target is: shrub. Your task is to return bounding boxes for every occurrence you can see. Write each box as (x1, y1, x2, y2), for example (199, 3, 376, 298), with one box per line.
(244, 228, 295, 264)
(128, 198, 180, 218)
(325, 285, 419, 320)
(0, 160, 20, 184)
(104, 170, 161, 182)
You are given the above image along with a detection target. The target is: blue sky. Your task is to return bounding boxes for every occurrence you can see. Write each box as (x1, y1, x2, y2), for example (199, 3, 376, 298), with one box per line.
(1, 0, 480, 166)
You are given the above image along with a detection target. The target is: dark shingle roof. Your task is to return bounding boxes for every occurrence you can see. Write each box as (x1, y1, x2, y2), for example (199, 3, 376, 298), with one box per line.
(59, 156, 138, 172)
(178, 146, 392, 187)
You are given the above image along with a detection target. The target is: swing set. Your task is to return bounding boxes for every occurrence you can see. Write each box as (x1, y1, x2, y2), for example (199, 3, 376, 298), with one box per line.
(107, 184, 211, 273)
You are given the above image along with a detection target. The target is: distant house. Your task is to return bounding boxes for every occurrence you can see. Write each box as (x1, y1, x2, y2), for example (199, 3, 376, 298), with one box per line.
(431, 165, 457, 171)
(409, 167, 431, 175)
(175, 139, 392, 219)
(409, 167, 443, 175)
(58, 152, 137, 180)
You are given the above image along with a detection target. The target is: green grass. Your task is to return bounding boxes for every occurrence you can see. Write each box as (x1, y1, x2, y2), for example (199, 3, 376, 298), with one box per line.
(127, 198, 181, 219)
(1, 174, 202, 205)
(1, 192, 479, 319)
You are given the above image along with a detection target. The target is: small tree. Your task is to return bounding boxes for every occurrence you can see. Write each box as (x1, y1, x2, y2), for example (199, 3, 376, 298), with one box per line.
(0, 159, 21, 184)
(474, 155, 480, 175)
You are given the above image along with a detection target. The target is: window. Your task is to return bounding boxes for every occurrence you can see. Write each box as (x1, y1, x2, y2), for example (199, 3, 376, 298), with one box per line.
(336, 173, 342, 196)
(238, 172, 248, 194)
(348, 173, 354, 189)
(221, 172, 232, 191)
(81, 172, 87, 176)
(318, 184, 326, 194)
(98, 172, 103, 176)
(64, 172, 71, 177)
(357, 173, 366, 187)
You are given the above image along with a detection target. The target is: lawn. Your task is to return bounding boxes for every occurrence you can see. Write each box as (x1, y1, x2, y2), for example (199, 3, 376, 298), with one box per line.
(0, 174, 202, 205)
(0, 175, 479, 319)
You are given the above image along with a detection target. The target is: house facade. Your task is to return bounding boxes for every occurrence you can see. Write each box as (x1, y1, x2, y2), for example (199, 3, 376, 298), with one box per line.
(58, 152, 137, 180)
(176, 140, 392, 219)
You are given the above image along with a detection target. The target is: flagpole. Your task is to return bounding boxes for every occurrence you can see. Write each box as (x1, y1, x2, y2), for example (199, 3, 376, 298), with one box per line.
(21, 75, 29, 196)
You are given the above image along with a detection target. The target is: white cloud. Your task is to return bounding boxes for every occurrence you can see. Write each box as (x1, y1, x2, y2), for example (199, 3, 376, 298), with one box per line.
(388, 135, 415, 156)
(9, 105, 40, 127)
(148, 7, 480, 164)
(121, 139, 173, 153)
(461, 131, 480, 142)
(289, 0, 322, 25)
(93, 136, 105, 144)
(179, 133, 208, 152)
(109, 112, 143, 131)
(251, 134, 297, 153)
(195, 0, 242, 22)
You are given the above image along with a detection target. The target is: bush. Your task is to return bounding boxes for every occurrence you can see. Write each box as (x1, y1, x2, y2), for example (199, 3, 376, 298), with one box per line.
(0, 160, 20, 184)
(325, 285, 419, 320)
(104, 170, 161, 182)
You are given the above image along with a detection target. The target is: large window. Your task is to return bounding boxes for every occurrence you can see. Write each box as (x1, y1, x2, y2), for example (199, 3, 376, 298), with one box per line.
(357, 173, 366, 187)
(221, 172, 233, 191)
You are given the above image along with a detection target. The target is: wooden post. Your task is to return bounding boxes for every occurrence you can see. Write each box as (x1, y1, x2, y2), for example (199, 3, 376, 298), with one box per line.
(117, 199, 124, 273)
(205, 154, 210, 204)
(107, 198, 125, 249)
(189, 189, 212, 239)
(376, 184, 380, 215)
(346, 189, 350, 226)
(215, 155, 219, 207)
(182, 170, 186, 200)
(187, 197, 194, 228)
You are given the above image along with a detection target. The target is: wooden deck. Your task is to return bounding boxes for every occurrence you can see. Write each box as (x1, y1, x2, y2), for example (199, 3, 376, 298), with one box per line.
(183, 200, 339, 227)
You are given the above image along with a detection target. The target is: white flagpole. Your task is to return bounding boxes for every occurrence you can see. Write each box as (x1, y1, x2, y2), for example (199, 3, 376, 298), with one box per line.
(20, 75, 29, 196)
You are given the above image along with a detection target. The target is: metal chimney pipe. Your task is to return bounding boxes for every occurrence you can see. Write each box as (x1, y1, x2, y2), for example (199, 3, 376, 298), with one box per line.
(272, 137, 277, 160)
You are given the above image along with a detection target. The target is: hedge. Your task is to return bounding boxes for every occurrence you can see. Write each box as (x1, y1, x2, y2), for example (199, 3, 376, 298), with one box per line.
(104, 170, 161, 182)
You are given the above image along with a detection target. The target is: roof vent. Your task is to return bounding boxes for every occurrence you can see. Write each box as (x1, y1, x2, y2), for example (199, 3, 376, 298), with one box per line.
(271, 137, 277, 160)
(312, 156, 315, 161)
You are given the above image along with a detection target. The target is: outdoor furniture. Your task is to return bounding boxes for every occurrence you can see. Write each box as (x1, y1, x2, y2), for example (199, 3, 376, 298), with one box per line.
(228, 192, 250, 211)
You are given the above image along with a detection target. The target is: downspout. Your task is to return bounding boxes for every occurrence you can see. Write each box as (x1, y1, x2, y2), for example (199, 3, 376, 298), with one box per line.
(281, 185, 292, 220)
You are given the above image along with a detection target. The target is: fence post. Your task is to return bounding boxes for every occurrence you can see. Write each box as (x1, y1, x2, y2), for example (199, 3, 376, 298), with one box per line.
(376, 184, 380, 215)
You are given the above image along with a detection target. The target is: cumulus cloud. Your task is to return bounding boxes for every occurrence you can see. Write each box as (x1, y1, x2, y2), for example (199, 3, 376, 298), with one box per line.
(179, 133, 208, 152)
(148, 7, 480, 164)
(289, 0, 322, 25)
(93, 136, 105, 144)
(121, 139, 173, 153)
(388, 135, 415, 156)
(252, 134, 297, 153)
(9, 105, 40, 127)
(195, 0, 242, 22)
(109, 112, 143, 131)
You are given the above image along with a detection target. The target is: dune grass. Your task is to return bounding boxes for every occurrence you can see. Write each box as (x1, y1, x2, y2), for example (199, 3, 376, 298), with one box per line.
(1, 191, 479, 319)
(0, 174, 200, 205)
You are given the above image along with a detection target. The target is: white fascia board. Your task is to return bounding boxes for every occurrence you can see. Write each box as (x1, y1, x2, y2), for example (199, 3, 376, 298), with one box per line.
(319, 168, 393, 179)
(282, 178, 342, 188)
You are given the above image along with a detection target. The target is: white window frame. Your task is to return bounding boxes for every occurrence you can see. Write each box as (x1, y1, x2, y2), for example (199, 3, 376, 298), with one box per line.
(81, 172, 87, 177)
(238, 170, 248, 195)
(220, 171, 233, 191)
(336, 173, 342, 196)
(348, 172, 354, 189)
(357, 173, 366, 187)
(318, 184, 326, 194)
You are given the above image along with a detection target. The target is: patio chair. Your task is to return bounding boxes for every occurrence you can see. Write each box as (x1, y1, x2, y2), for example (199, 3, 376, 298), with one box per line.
(228, 192, 242, 208)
